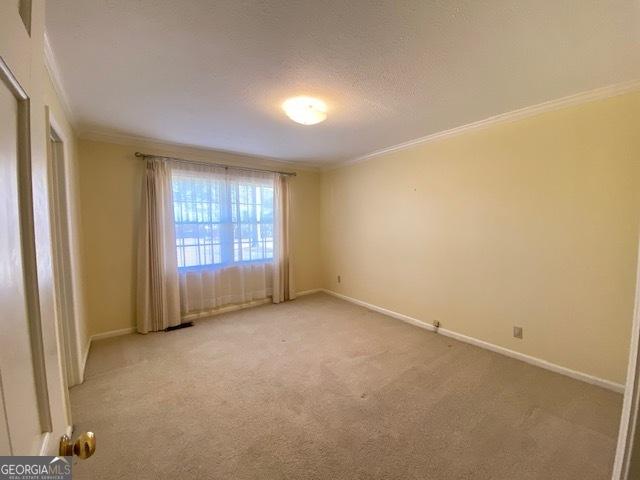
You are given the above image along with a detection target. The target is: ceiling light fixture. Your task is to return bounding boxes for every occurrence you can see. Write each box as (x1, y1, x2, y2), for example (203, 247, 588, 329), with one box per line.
(282, 96, 327, 125)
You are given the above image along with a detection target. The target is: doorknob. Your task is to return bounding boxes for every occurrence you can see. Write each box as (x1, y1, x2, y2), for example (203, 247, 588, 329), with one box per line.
(59, 432, 96, 459)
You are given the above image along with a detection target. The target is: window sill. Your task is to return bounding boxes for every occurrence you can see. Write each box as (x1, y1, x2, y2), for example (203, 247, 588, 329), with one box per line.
(178, 259, 274, 273)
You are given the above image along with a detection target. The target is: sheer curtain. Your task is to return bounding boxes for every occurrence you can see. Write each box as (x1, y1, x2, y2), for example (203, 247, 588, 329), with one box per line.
(137, 157, 295, 331)
(173, 162, 275, 318)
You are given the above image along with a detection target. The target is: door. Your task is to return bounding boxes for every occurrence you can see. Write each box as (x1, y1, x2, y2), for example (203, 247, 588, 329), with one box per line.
(0, 58, 50, 455)
(0, 0, 72, 456)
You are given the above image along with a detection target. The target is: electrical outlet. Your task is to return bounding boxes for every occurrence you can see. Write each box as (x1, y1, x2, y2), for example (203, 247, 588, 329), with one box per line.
(337, 275, 341, 283)
(513, 326, 523, 339)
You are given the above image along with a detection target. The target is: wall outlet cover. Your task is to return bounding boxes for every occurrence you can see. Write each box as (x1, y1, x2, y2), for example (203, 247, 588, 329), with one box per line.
(513, 326, 523, 339)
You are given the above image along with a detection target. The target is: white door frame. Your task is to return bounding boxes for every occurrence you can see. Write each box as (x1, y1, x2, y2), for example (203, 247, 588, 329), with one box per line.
(612, 234, 640, 479)
(46, 106, 83, 388)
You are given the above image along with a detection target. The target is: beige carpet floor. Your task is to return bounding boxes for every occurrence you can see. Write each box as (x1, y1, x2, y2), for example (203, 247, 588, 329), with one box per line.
(70, 292, 622, 479)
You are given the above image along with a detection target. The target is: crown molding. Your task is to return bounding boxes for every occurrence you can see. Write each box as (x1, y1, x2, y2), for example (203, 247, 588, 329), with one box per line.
(325, 79, 640, 171)
(43, 31, 77, 129)
(78, 129, 323, 172)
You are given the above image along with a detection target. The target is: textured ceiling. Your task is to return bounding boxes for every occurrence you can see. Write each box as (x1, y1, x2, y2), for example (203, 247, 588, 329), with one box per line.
(46, 0, 640, 165)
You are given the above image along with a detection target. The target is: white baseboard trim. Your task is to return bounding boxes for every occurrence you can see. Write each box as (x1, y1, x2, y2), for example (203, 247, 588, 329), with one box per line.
(90, 327, 136, 342)
(80, 328, 136, 381)
(437, 326, 625, 393)
(324, 289, 437, 332)
(296, 288, 323, 297)
(321, 289, 625, 394)
(80, 340, 90, 382)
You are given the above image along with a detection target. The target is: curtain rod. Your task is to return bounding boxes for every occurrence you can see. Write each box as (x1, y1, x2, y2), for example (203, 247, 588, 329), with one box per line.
(134, 152, 297, 177)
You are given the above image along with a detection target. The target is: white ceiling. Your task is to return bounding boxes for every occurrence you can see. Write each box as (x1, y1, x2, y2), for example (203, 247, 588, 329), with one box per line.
(46, 0, 640, 165)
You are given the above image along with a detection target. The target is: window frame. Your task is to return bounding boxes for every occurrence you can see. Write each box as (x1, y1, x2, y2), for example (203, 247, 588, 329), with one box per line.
(172, 173, 274, 271)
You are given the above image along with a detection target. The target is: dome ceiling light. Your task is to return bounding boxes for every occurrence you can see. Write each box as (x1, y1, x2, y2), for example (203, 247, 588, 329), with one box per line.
(282, 96, 327, 125)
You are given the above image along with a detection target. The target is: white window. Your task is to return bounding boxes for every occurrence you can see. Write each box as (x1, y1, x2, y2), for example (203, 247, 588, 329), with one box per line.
(172, 171, 274, 269)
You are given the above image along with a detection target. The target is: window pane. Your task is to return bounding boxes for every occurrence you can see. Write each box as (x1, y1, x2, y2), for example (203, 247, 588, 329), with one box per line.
(241, 224, 252, 241)
(183, 245, 199, 267)
(174, 174, 274, 268)
(261, 223, 273, 239)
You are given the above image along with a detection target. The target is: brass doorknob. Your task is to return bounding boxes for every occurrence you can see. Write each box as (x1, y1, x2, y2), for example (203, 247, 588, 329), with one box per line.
(59, 432, 96, 459)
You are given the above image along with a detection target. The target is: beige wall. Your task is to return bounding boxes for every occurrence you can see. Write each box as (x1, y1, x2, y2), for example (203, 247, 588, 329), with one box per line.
(77, 139, 323, 336)
(320, 91, 640, 384)
(76, 91, 640, 384)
